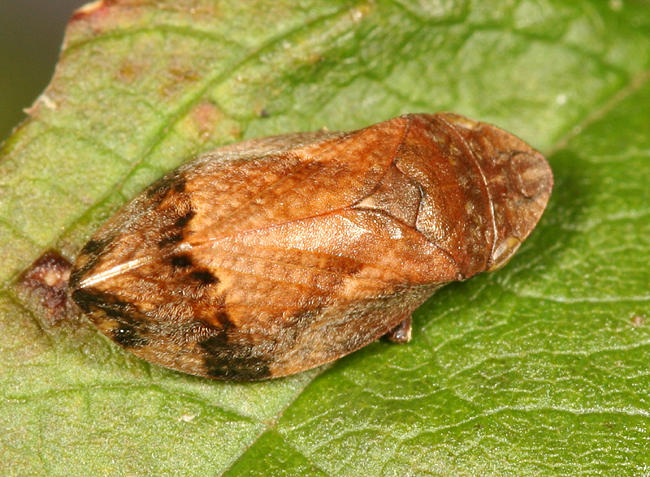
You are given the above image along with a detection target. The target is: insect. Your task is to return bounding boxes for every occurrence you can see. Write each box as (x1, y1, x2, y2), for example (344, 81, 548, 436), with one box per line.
(69, 113, 553, 380)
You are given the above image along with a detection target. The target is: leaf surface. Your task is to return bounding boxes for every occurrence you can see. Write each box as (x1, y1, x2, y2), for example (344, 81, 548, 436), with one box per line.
(1, 0, 649, 475)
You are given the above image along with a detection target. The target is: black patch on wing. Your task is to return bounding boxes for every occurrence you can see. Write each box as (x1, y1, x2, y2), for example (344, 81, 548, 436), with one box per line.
(173, 179, 187, 193)
(158, 232, 183, 247)
(168, 254, 218, 286)
(69, 236, 114, 289)
(214, 311, 232, 329)
(112, 323, 149, 348)
(80, 238, 111, 256)
(174, 210, 195, 228)
(199, 332, 272, 380)
(170, 254, 193, 268)
(157, 209, 195, 248)
(71, 288, 149, 348)
(190, 270, 218, 285)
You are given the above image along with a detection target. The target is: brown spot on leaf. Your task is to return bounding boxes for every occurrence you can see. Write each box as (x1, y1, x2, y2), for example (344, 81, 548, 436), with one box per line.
(160, 63, 200, 98)
(18, 250, 73, 325)
(169, 65, 200, 83)
(117, 60, 141, 84)
(192, 101, 221, 139)
(229, 124, 243, 140)
(631, 315, 645, 328)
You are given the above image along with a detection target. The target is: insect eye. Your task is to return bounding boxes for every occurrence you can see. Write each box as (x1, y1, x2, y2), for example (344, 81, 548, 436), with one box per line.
(509, 152, 552, 199)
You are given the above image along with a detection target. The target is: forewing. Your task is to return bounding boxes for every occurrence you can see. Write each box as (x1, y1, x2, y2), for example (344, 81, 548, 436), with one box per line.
(190, 208, 459, 377)
(73, 116, 409, 284)
(73, 206, 459, 379)
(185, 116, 410, 243)
(72, 116, 463, 378)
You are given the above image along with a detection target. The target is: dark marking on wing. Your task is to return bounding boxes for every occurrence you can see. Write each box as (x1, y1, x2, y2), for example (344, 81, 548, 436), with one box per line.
(173, 179, 187, 193)
(80, 238, 111, 257)
(71, 288, 103, 313)
(146, 173, 186, 200)
(214, 311, 232, 329)
(158, 232, 184, 247)
(157, 209, 195, 248)
(112, 323, 148, 348)
(69, 236, 114, 289)
(199, 335, 271, 380)
(190, 270, 218, 285)
(174, 210, 195, 228)
(194, 309, 271, 379)
(145, 174, 173, 198)
(170, 254, 193, 268)
(71, 288, 149, 348)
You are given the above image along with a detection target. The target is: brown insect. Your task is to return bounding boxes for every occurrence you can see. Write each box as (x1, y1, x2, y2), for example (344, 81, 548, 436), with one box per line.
(69, 113, 552, 380)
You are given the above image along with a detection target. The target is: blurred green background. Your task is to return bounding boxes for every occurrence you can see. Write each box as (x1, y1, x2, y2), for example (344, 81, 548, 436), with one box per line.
(0, 1, 86, 142)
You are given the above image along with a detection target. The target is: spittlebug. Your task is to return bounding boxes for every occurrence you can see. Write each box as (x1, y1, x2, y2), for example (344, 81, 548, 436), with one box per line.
(69, 113, 553, 380)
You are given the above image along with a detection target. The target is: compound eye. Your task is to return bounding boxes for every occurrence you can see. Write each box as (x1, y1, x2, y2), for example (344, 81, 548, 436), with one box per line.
(509, 152, 552, 199)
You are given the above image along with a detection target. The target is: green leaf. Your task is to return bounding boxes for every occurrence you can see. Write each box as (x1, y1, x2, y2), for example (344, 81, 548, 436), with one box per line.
(1, 0, 649, 475)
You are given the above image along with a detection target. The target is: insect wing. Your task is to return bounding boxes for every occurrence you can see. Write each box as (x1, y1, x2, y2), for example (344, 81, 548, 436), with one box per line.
(70, 117, 460, 379)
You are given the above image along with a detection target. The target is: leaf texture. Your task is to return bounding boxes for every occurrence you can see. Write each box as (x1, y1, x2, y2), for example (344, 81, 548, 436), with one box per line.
(1, 0, 648, 475)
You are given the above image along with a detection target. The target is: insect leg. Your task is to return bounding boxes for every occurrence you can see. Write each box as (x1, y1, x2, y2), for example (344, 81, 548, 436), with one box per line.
(384, 315, 412, 343)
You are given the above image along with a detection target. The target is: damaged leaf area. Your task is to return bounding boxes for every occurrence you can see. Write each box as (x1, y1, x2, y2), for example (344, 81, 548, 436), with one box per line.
(1, 0, 649, 475)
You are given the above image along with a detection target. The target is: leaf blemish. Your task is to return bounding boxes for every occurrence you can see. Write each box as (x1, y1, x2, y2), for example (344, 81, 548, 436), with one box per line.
(191, 101, 221, 139)
(17, 250, 73, 325)
(631, 315, 645, 328)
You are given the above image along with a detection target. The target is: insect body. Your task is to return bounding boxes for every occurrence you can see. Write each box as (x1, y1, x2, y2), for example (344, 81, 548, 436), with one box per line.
(69, 113, 553, 380)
